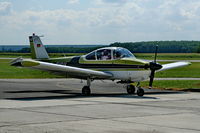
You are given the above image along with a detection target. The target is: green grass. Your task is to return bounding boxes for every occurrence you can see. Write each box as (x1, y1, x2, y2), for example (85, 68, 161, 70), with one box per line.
(0, 59, 63, 78)
(0, 53, 84, 58)
(1, 59, 198, 79)
(0, 53, 30, 58)
(135, 53, 200, 60)
(141, 80, 200, 90)
(0, 59, 200, 89)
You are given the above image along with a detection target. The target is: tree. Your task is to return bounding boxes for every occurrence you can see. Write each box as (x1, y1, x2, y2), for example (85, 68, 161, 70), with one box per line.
(197, 45, 200, 53)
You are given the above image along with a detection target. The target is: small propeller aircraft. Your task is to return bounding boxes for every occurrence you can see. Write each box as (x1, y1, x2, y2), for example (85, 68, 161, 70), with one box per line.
(11, 33, 190, 96)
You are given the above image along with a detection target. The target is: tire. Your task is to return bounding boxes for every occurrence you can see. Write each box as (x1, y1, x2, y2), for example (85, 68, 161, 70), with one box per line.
(137, 88, 144, 96)
(82, 86, 91, 96)
(126, 85, 135, 94)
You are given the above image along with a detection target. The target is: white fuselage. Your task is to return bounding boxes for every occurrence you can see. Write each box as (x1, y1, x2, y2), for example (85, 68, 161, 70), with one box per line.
(105, 70, 151, 82)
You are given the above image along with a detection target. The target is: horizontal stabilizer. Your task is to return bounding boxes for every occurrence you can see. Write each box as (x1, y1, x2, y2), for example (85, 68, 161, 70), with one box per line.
(10, 57, 23, 66)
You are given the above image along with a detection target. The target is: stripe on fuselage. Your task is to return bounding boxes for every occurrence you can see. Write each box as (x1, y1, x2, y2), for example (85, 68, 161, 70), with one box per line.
(66, 56, 149, 71)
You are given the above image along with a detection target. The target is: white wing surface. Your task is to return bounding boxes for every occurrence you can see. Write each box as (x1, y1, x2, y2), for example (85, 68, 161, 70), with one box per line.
(158, 62, 191, 72)
(11, 58, 112, 79)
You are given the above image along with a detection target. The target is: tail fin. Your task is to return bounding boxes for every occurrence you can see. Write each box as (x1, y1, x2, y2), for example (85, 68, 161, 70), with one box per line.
(29, 33, 49, 59)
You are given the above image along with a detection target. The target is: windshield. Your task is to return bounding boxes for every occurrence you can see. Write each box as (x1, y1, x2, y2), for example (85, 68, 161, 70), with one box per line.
(85, 51, 96, 60)
(113, 48, 135, 59)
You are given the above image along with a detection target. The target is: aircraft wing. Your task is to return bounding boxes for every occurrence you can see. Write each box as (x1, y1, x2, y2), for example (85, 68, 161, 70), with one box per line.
(158, 62, 191, 72)
(11, 58, 113, 79)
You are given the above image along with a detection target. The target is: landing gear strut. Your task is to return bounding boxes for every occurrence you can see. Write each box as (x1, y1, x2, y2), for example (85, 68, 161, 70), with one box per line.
(82, 78, 91, 96)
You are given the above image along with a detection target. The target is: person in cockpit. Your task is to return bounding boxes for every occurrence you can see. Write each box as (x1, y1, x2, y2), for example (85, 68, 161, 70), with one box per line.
(101, 49, 111, 60)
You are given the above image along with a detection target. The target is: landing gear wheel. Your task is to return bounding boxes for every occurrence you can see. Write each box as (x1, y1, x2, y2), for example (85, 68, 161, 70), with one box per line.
(126, 85, 135, 94)
(137, 88, 144, 96)
(82, 86, 91, 96)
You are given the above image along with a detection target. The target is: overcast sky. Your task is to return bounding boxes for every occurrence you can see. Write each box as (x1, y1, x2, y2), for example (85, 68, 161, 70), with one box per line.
(0, 0, 200, 45)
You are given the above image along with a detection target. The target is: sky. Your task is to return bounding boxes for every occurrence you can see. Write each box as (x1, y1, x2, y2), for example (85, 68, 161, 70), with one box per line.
(0, 0, 200, 45)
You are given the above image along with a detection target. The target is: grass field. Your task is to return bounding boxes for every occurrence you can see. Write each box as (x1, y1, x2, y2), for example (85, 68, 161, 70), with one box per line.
(141, 80, 200, 90)
(0, 59, 63, 79)
(0, 53, 83, 58)
(0, 59, 198, 78)
(135, 53, 200, 60)
(1, 53, 200, 60)
(0, 57, 199, 89)
(156, 62, 200, 78)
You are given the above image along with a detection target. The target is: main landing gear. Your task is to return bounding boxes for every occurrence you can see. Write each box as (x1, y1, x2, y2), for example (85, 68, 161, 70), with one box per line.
(81, 78, 144, 97)
(126, 83, 144, 96)
(82, 78, 91, 96)
(82, 86, 91, 96)
(126, 84, 135, 94)
(136, 88, 144, 97)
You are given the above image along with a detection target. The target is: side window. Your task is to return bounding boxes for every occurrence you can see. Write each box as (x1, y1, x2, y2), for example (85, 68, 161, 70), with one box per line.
(85, 51, 96, 60)
(97, 49, 111, 60)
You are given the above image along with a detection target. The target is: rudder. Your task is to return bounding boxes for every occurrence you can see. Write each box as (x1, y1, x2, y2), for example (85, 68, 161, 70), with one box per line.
(29, 33, 49, 59)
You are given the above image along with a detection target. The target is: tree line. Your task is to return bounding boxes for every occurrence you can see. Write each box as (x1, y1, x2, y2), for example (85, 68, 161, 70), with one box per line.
(110, 41, 200, 53)
(1, 41, 200, 53)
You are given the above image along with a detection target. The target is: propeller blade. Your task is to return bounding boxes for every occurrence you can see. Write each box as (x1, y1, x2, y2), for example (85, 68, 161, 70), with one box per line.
(154, 45, 158, 63)
(149, 69, 155, 89)
(149, 45, 159, 89)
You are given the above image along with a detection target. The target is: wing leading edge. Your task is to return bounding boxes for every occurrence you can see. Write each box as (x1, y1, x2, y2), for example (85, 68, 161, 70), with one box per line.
(11, 58, 113, 79)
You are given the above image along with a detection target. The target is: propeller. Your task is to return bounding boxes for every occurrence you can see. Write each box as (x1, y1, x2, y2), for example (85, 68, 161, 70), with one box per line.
(149, 45, 162, 89)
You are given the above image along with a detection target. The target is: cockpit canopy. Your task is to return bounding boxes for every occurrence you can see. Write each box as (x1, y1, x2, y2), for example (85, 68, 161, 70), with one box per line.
(85, 47, 135, 60)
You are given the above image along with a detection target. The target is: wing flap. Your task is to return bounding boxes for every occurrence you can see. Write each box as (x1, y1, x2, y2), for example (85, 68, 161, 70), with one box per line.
(158, 62, 191, 72)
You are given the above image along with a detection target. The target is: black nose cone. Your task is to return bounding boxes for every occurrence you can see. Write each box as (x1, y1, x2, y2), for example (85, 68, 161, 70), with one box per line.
(149, 62, 162, 70)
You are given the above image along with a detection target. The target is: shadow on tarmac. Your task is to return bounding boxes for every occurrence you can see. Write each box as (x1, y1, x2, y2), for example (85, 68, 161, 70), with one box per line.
(4, 89, 183, 101)
(4, 90, 73, 94)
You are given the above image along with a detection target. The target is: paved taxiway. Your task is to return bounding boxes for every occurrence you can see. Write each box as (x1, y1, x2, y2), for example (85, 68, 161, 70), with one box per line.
(0, 79, 200, 133)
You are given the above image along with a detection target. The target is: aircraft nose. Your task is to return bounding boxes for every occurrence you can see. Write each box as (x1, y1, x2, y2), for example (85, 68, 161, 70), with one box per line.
(149, 62, 162, 70)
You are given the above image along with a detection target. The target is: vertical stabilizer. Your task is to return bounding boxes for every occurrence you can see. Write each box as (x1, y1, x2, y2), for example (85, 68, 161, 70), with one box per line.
(29, 33, 49, 59)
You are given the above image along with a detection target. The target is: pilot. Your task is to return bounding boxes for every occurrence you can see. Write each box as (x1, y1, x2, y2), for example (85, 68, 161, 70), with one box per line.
(101, 50, 111, 60)
(114, 51, 122, 59)
(116, 51, 121, 58)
